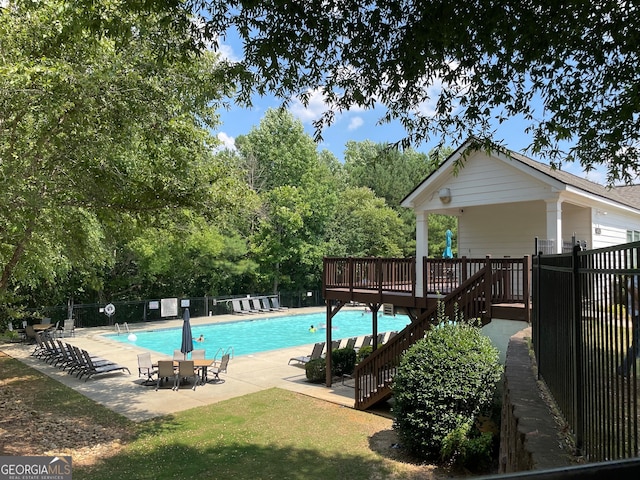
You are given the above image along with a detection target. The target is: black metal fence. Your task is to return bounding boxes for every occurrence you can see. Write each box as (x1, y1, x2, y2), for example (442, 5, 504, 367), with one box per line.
(35, 290, 324, 329)
(533, 242, 640, 461)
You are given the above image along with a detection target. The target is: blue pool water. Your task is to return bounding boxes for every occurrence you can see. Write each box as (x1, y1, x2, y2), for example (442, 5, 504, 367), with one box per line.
(104, 310, 409, 358)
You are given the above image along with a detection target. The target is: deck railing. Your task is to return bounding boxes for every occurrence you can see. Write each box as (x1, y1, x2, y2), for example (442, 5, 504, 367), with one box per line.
(323, 257, 415, 295)
(324, 256, 528, 303)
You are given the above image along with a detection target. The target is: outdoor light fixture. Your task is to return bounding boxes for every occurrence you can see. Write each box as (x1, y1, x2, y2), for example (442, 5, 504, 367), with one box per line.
(438, 188, 451, 203)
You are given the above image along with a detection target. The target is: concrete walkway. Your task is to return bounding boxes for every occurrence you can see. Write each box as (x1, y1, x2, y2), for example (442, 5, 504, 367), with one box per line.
(1, 307, 365, 422)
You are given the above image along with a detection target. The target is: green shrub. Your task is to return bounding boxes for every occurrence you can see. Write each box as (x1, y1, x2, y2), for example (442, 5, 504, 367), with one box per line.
(392, 321, 502, 464)
(332, 348, 356, 376)
(305, 358, 326, 383)
(356, 345, 372, 363)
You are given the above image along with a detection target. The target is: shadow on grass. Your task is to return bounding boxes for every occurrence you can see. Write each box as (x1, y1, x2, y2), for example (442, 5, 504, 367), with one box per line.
(75, 441, 397, 480)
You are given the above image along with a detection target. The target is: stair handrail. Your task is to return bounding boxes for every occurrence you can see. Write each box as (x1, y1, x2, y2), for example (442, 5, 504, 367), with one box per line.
(353, 265, 491, 409)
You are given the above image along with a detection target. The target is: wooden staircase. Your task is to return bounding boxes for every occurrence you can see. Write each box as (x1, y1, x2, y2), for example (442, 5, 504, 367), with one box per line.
(353, 265, 492, 410)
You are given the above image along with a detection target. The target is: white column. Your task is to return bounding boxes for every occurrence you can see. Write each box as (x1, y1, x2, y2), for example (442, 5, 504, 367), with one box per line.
(415, 211, 429, 297)
(545, 199, 563, 253)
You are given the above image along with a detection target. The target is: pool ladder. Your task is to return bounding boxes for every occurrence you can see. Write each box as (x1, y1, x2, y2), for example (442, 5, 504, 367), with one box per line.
(114, 322, 130, 336)
(214, 346, 234, 361)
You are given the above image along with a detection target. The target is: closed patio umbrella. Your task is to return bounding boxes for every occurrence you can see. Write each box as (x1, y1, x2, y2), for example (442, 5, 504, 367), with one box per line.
(180, 308, 194, 360)
(442, 229, 453, 259)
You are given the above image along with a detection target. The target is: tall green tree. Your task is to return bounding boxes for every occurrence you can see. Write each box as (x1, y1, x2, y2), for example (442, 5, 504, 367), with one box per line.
(344, 141, 437, 210)
(325, 187, 405, 258)
(235, 109, 321, 192)
(0, 0, 232, 307)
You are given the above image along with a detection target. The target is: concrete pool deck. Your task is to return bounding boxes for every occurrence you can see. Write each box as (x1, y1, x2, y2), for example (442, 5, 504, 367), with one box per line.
(1, 307, 375, 422)
(2, 306, 527, 422)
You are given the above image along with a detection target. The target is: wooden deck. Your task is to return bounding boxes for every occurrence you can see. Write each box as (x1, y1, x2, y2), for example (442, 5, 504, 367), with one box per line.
(323, 256, 531, 322)
(321, 256, 532, 409)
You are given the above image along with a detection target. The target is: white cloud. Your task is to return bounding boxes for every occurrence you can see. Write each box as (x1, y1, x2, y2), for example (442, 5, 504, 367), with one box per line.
(289, 89, 328, 123)
(217, 42, 239, 62)
(289, 88, 368, 125)
(348, 116, 364, 131)
(217, 132, 236, 151)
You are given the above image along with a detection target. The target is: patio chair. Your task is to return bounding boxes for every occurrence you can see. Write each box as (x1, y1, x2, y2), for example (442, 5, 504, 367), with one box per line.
(173, 349, 185, 361)
(156, 360, 177, 391)
(24, 325, 37, 344)
(207, 353, 230, 383)
(61, 319, 75, 338)
(137, 352, 157, 385)
(288, 342, 325, 365)
(175, 360, 199, 391)
(192, 349, 205, 360)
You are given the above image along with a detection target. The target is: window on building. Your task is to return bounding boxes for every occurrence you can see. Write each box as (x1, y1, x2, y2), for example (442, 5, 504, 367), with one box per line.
(627, 230, 640, 242)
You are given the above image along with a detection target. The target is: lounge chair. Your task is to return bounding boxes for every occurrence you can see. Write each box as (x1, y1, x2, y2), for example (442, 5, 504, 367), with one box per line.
(156, 360, 177, 391)
(207, 353, 230, 383)
(331, 340, 341, 350)
(345, 337, 357, 350)
(137, 353, 157, 385)
(270, 297, 288, 311)
(288, 342, 325, 365)
(260, 297, 275, 312)
(78, 349, 130, 381)
(252, 298, 269, 312)
(241, 299, 260, 314)
(175, 360, 198, 391)
(231, 299, 251, 315)
(355, 335, 373, 352)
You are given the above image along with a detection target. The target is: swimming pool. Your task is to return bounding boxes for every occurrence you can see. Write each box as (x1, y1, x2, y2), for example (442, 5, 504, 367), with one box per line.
(104, 310, 410, 358)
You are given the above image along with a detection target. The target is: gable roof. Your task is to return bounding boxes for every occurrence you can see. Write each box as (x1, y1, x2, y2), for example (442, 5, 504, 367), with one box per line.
(511, 151, 640, 210)
(402, 140, 640, 211)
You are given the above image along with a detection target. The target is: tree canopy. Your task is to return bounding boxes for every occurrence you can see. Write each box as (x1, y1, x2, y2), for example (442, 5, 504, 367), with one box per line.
(0, 0, 232, 300)
(196, 0, 640, 185)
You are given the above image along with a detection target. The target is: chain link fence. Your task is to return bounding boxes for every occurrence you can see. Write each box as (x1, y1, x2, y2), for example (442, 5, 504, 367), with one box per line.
(35, 290, 324, 329)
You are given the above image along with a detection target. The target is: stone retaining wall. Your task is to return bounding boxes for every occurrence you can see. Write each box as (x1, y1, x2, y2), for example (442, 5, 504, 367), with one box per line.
(498, 327, 574, 473)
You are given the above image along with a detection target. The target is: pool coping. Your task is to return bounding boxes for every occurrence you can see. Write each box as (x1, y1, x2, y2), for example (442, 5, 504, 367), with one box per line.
(2, 306, 394, 422)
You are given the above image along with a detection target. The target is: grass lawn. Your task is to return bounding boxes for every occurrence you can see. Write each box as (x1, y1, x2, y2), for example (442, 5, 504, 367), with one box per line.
(0, 352, 457, 479)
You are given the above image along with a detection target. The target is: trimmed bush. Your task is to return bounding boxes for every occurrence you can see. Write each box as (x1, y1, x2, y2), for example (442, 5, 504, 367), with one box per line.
(332, 347, 356, 376)
(392, 321, 502, 465)
(356, 345, 373, 363)
(305, 358, 326, 383)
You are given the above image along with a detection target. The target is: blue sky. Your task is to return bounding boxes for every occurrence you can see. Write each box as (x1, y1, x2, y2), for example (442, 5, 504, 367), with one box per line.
(214, 40, 608, 185)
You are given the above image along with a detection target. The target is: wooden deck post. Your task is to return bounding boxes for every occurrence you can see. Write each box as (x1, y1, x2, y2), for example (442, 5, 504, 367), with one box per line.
(485, 255, 492, 319)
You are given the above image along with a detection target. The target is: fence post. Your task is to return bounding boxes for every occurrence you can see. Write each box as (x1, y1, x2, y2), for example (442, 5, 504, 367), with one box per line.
(572, 244, 584, 454)
(523, 255, 531, 323)
(534, 252, 541, 379)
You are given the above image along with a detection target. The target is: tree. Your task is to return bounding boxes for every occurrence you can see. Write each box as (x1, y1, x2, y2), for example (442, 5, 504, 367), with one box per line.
(235, 109, 321, 192)
(235, 109, 339, 292)
(325, 187, 405, 257)
(0, 0, 232, 306)
(344, 141, 438, 210)
(198, 1, 640, 184)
